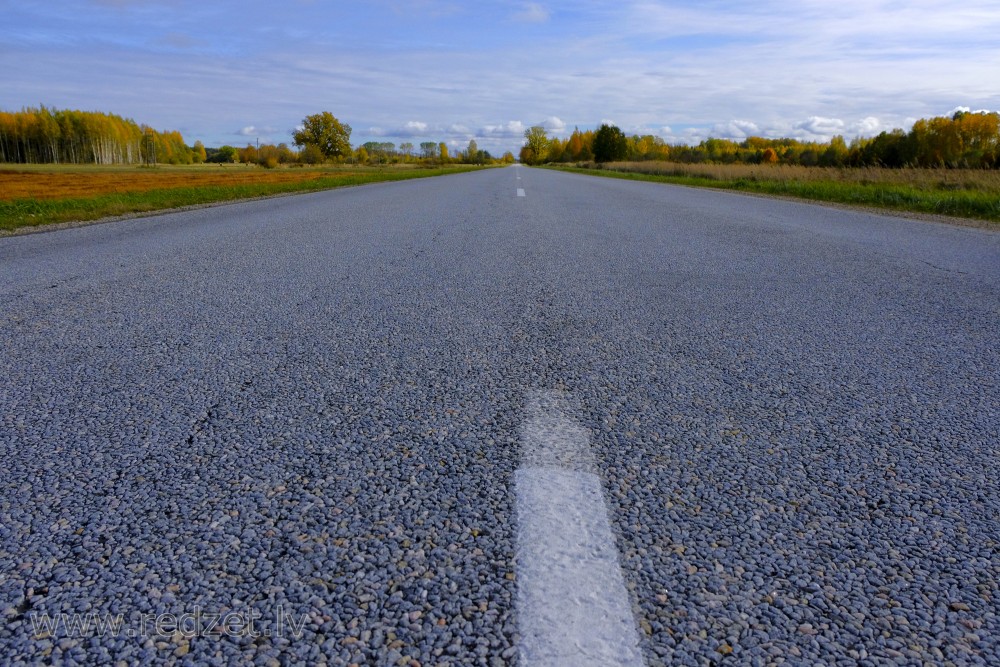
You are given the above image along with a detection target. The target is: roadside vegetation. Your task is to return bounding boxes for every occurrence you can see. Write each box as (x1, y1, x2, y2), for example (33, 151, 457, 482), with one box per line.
(521, 111, 1000, 168)
(552, 162, 1000, 223)
(0, 107, 515, 168)
(522, 112, 1000, 223)
(0, 164, 480, 232)
(0, 107, 513, 232)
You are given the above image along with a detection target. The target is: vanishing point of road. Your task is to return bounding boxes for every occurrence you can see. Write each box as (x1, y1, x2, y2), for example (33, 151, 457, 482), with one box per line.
(1, 166, 998, 665)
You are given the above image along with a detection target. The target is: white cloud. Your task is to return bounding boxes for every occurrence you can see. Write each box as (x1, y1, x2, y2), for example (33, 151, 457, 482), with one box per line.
(236, 125, 279, 137)
(369, 120, 435, 137)
(481, 120, 526, 138)
(674, 127, 708, 145)
(793, 116, 845, 137)
(849, 116, 881, 136)
(540, 116, 565, 133)
(513, 2, 550, 23)
(948, 105, 995, 116)
(711, 120, 760, 139)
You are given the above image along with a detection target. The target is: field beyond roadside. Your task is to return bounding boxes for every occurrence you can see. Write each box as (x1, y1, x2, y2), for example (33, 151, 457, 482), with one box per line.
(0, 163, 481, 233)
(550, 162, 1000, 225)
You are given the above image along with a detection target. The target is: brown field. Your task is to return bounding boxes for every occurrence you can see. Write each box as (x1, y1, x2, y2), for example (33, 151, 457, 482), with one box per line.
(598, 161, 1000, 191)
(0, 164, 402, 201)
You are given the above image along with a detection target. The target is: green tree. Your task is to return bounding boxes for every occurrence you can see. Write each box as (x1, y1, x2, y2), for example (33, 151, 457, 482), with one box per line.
(819, 135, 847, 166)
(420, 141, 438, 159)
(439, 142, 449, 161)
(522, 126, 549, 165)
(192, 140, 207, 163)
(214, 145, 238, 163)
(298, 144, 324, 164)
(593, 124, 628, 163)
(293, 112, 352, 160)
(362, 141, 395, 163)
(466, 139, 479, 163)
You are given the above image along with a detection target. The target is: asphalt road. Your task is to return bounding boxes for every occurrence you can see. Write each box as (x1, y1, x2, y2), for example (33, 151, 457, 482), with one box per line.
(1, 166, 998, 666)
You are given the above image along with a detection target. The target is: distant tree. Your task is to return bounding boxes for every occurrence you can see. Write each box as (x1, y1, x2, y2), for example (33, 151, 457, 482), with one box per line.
(522, 126, 549, 165)
(0, 106, 190, 165)
(293, 112, 352, 160)
(192, 140, 207, 164)
(567, 129, 585, 161)
(546, 137, 566, 162)
(501, 151, 515, 164)
(466, 139, 479, 163)
(209, 145, 238, 163)
(400, 142, 414, 159)
(420, 141, 438, 159)
(631, 134, 669, 161)
(275, 143, 295, 163)
(439, 142, 449, 161)
(255, 144, 284, 168)
(239, 144, 258, 164)
(864, 129, 910, 167)
(819, 135, 847, 167)
(593, 124, 628, 163)
(362, 141, 396, 163)
(295, 144, 322, 164)
(761, 147, 778, 164)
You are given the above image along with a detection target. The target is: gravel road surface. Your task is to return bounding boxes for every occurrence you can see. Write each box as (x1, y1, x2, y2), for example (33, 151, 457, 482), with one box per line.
(1, 166, 998, 665)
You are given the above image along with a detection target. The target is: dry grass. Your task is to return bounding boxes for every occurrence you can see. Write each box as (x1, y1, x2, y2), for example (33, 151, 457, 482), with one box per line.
(599, 162, 1000, 192)
(0, 164, 409, 201)
(555, 162, 1000, 223)
(0, 163, 478, 232)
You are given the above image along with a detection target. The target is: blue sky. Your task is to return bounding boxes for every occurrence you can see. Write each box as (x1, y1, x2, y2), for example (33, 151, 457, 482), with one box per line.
(3, 0, 999, 155)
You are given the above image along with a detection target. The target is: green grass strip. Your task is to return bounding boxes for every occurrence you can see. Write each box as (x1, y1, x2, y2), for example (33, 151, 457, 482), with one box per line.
(547, 166, 1000, 224)
(0, 167, 480, 232)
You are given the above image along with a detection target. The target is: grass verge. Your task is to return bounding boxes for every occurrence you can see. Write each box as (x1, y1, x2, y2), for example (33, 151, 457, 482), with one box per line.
(547, 164, 1000, 224)
(0, 166, 481, 233)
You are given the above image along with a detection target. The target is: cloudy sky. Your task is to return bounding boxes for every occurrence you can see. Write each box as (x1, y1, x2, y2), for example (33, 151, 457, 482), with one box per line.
(3, 0, 998, 154)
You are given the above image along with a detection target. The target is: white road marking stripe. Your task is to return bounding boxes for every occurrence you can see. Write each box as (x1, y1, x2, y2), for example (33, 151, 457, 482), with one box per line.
(517, 188, 526, 197)
(516, 390, 645, 667)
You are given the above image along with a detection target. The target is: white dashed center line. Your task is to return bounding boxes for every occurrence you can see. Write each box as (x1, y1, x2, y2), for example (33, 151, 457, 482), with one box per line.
(517, 188, 526, 197)
(515, 390, 645, 667)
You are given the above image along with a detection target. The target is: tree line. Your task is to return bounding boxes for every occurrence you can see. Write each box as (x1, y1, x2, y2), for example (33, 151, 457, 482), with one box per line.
(200, 137, 516, 168)
(0, 106, 197, 165)
(0, 107, 516, 168)
(288, 112, 514, 166)
(521, 111, 1000, 168)
(12, 106, 994, 170)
